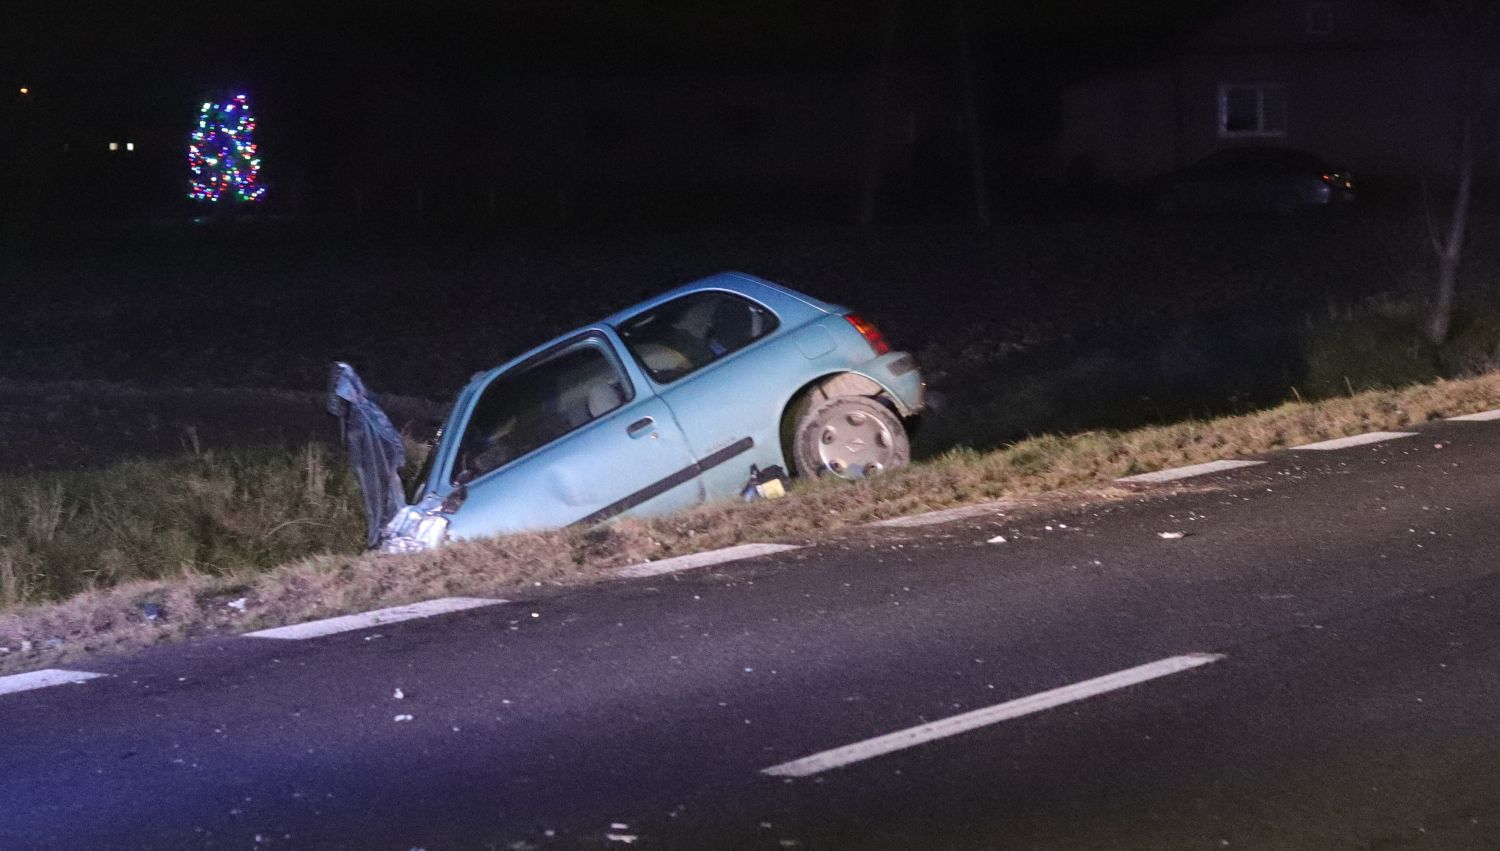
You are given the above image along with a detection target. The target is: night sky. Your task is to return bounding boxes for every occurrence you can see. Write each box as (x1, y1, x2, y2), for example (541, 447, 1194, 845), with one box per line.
(4, 1, 1229, 120)
(3, 0, 1241, 225)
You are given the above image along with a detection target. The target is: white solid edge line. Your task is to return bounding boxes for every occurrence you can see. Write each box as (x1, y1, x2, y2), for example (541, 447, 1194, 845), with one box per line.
(1116, 459, 1265, 484)
(762, 653, 1226, 778)
(869, 499, 1022, 529)
(613, 543, 803, 579)
(1291, 431, 1417, 451)
(0, 669, 106, 697)
(244, 597, 505, 640)
(1448, 408, 1500, 422)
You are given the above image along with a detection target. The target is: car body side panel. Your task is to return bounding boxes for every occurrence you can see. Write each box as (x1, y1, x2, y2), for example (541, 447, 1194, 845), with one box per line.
(796, 316, 926, 410)
(653, 310, 925, 502)
(650, 333, 816, 502)
(846, 351, 926, 414)
(436, 329, 703, 538)
(620, 283, 824, 501)
(444, 391, 701, 538)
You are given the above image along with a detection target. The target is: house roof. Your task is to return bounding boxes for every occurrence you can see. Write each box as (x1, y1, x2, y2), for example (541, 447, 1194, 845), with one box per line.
(1186, 0, 1443, 52)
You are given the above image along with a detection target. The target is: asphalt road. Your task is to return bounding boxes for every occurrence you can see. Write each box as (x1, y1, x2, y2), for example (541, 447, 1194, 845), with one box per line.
(5, 417, 1500, 849)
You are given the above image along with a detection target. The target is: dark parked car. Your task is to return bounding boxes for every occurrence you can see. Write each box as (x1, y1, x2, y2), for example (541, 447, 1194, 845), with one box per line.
(1153, 147, 1356, 215)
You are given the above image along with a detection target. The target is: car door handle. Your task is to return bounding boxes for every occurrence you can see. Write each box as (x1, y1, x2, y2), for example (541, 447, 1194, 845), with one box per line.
(626, 416, 655, 438)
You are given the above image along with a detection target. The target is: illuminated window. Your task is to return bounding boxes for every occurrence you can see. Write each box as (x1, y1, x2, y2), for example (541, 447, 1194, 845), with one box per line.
(126, 142, 135, 151)
(1218, 83, 1287, 138)
(108, 142, 119, 151)
(1307, 2, 1332, 34)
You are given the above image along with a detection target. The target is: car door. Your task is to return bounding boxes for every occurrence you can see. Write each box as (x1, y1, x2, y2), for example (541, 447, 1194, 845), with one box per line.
(439, 331, 703, 538)
(615, 290, 796, 501)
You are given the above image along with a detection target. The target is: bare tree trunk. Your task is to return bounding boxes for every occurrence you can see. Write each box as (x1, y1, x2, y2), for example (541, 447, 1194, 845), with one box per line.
(1427, 118, 1475, 344)
(953, 0, 991, 229)
(858, 0, 899, 228)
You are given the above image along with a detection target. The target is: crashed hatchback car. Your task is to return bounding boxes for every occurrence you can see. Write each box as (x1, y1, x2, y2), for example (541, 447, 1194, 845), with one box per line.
(331, 272, 924, 552)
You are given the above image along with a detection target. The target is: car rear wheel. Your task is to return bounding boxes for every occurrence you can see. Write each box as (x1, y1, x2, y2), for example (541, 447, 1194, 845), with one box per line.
(792, 395, 910, 479)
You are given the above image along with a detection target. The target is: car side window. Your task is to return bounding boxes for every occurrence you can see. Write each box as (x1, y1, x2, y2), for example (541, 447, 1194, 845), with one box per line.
(616, 291, 780, 383)
(452, 338, 631, 484)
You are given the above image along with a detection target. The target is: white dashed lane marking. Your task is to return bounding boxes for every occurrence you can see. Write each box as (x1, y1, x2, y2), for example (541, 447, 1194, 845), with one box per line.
(761, 653, 1226, 778)
(1448, 408, 1500, 422)
(1116, 459, 1265, 484)
(613, 544, 803, 579)
(244, 597, 505, 640)
(0, 669, 106, 697)
(1292, 432, 1417, 451)
(868, 499, 1022, 528)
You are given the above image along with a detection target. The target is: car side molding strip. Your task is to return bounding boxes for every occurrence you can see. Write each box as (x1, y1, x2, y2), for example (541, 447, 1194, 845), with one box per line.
(575, 436, 755, 526)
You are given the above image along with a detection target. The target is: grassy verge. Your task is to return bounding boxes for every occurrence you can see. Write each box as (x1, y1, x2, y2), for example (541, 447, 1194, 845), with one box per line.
(0, 446, 365, 607)
(1303, 302, 1500, 398)
(4, 370, 1500, 675)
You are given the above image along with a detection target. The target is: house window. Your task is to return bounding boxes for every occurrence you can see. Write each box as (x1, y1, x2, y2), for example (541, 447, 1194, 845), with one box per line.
(1307, 2, 1332, 34)
(1218, 83, 1287, 138)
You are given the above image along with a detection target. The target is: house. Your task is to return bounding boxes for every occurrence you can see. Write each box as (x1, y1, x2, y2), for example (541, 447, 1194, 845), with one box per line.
(1058, 0, 1471, 186)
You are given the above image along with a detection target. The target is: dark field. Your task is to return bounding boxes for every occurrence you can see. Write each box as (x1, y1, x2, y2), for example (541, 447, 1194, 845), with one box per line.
(4, 208, 1500, 619)
(2, 209, 1495, 474)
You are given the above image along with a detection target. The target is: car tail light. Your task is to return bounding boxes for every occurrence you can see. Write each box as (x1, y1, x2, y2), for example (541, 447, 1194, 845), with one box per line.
(1323, 171, 1355, 189)
(844, 313, 891, 356)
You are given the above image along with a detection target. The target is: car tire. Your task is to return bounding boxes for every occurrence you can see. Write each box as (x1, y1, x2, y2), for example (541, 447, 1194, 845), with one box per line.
(791, 395, 910, 480)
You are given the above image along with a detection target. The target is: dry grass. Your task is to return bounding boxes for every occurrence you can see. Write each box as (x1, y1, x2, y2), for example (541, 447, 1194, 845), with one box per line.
(0, 445, 368, 605)
(4, 370, 1500, 675)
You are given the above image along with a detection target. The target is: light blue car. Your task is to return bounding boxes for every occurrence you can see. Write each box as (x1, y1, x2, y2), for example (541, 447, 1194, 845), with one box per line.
(332, 272, 924, 552)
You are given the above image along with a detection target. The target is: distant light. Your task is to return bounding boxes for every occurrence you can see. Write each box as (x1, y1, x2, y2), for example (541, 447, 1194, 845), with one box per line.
(126, 142, 135, 151)
(108, 142, 119, 151)
(188, 93, 266, 204)
(18, 86, 29, 95)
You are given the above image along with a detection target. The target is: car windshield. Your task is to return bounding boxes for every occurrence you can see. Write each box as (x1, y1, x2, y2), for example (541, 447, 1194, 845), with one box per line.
(451, 338, 631, 483)
(405, 416, 446, 504)
(616, 291, 779, 383)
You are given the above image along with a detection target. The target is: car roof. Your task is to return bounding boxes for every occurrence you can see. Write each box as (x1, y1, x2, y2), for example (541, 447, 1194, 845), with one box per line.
(596, 271, 836, 326)
(465, 272, 838, 391)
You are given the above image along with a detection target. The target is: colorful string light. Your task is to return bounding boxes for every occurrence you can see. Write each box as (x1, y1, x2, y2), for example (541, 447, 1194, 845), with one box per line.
(187, 93, 265, 203)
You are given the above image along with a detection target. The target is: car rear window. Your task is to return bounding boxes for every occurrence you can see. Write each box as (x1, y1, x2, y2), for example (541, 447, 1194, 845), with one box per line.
(616, 291, 779, 383)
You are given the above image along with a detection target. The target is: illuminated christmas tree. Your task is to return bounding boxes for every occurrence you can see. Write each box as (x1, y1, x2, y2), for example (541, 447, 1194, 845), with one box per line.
(187, 93, 265, 204)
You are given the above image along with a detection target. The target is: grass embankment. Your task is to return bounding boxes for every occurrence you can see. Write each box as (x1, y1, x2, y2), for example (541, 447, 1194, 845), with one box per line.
(0, 445, 366, 607)
(4, 371, 1500, 675)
